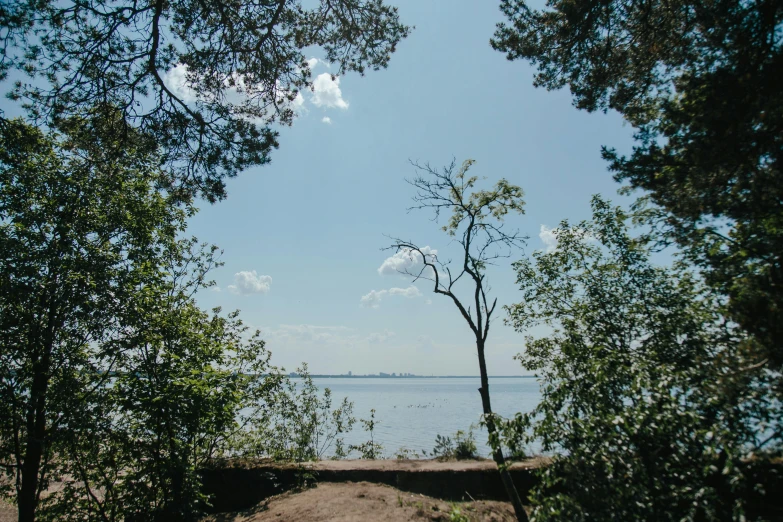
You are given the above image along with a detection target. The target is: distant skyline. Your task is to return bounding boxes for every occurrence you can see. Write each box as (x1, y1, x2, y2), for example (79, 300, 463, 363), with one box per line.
(0, 1, 636, 376)
(288, 371, 532, 378)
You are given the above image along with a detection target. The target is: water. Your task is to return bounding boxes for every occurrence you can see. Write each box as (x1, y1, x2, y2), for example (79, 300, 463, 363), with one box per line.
(312, 377, 541, 458)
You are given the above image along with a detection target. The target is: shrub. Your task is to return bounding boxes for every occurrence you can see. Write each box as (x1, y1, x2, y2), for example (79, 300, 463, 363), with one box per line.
(432, 426, 478, 460)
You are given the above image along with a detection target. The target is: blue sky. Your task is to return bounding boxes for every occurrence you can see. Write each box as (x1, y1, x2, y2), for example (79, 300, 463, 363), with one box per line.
(2, 1, 638, 376)
(186, 1, 637, 376)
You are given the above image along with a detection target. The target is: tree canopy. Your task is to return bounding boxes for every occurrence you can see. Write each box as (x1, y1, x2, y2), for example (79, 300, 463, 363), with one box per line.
(0, 116, 188, 521)
(492, 0, 783, 372)
(0, 0, 411, 201)
(500, 197, 780, 521)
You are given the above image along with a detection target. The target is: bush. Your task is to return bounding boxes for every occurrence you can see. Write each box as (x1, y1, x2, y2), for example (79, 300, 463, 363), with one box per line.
(231, 363, 356, 463)
(432, 426, 478, 460)
(348, 409, 383, 459)
(498, 197, 782, 521)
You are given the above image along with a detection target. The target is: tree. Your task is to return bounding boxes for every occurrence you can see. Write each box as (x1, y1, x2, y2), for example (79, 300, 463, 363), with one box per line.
(0, 116, 188, 521)
(491, 0, 783, 375)
(52, 240, 278, 521)
(0, 0, 411, 201)
(386, 158, 530, 522)
(499, 196, 780, 521)
(239, 362, 356, 463)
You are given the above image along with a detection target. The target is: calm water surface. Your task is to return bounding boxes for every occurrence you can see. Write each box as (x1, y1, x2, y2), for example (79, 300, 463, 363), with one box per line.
(311, 377, 541, 458)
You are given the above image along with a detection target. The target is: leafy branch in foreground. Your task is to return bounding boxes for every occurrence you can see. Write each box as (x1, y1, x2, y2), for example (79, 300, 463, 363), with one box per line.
(0, 116, 188, 522)
(492, 0, 783, 380)
(498, 196, 781, 521)
(1, 0, 411, 201)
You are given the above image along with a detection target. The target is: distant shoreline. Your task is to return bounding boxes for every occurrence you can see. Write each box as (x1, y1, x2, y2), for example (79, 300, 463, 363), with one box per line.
(302, 375, 535, 379)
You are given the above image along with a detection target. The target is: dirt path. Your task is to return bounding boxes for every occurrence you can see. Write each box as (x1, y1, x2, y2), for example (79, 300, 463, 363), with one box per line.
(204, 482, 518, 522)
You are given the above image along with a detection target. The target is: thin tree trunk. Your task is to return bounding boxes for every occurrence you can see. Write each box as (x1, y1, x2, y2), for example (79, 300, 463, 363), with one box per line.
(476, 340, 529, 522)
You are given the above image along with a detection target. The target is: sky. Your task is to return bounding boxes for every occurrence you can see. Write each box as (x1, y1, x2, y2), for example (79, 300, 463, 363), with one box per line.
(5, 1, 639, 376)
(182, 1, 638, 376)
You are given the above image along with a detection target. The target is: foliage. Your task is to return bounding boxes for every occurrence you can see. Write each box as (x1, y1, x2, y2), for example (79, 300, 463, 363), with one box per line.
(499, 196, 781, 521)
(0, 116, 188, 521)
(432, 434, 454, 460)
(432, 426, 478, 461)
(447, 504, 471, 522)
(348, 409, 383, 459)
(492, 0, 783, 375)
(233, 363, 356, 463)
(393, 447, 423, 460)
(0, 0, 410, 202)
(55, 300, 274, 521)
(0, 116, 299, 521)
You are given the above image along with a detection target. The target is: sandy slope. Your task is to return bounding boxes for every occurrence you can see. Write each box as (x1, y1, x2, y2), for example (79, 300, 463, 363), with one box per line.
(204, 481, 518, 522)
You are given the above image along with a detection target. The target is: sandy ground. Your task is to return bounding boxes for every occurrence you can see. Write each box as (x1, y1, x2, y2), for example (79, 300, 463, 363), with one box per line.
(307, 457, 546, 472)
(0, 500, 16, 522)
(204, 482, 519, 522)
(222, 457, 547, 472)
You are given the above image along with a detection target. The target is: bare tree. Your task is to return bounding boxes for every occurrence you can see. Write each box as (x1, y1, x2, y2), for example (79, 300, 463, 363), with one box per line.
(386, 158, 529, 522)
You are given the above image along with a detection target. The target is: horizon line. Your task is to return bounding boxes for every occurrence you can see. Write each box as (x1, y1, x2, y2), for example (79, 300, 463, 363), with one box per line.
(294, 374, 535, 378)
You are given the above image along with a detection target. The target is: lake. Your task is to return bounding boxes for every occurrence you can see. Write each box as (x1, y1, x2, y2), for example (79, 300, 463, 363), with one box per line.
(311, 377, 541, 458)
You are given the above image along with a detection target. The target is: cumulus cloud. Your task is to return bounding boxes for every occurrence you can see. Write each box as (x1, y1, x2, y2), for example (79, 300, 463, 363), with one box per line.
(164, 63, 308, 118)
(322, 116, 332, 124)
(378, 246, 438, 277)
(360, 289, 386, 309)
(539, 225, 558, 253)
(228, 270, 272, 295)
(360, 286, 422, 308)
(388, 286, 421, 298)
(165, 59, 347, 122)
(290, 91, 306, 113)
(311, 73, 349, 109)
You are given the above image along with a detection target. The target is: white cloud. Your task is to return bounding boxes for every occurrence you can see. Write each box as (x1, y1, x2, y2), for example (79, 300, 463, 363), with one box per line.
(210, 286, 222, 293)
(165, 59, 346, 123)
(539, 225, 558, 253)
(360, 289, 386, 309)
(539, 224, 596, 253)
(163, 64, 198, 102)
(311, 73, 349, 109)
(322, 116, 332, 124)
(273, 79, 307, 115)
(378, 246, 438, 277)
(164, 64, 309, 122)
(291, 92, 306, 113)
(228, 270, 272, 295)
(388, 286, 421, 298)
(360, 286, 421, 308)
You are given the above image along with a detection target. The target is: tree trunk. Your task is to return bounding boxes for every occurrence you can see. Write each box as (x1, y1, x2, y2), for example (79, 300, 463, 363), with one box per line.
(18, 354, 51, 522)
(476, 340, 529, 522)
